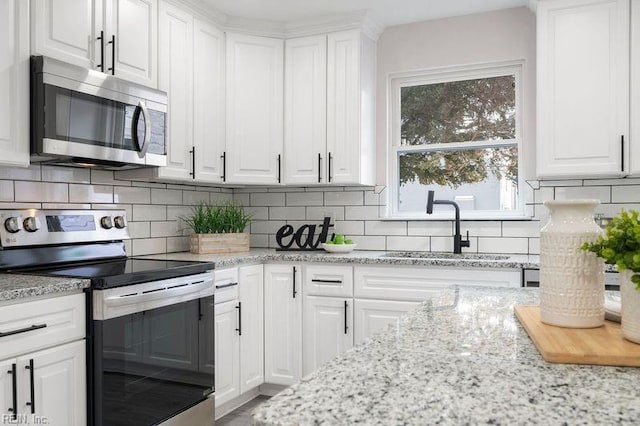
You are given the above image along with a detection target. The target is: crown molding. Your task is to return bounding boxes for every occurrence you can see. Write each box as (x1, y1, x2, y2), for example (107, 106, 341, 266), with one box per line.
(527, 0, 538, 13)
(165, 0, 227, 25)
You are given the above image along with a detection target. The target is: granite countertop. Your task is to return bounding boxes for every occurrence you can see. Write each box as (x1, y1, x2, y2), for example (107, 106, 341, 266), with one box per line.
(0, 274, 90, 302)
(251, 286, 640, 425)
(141, 248, 543, 270)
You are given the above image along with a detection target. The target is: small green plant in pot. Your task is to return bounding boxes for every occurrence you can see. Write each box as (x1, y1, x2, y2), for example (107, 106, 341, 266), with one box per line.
(582, 209, 640, 343)
(182, 202, 252, 254)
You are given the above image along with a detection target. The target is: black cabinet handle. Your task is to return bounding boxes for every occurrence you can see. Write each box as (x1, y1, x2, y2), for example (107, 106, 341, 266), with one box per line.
(221, 151, 226, 182)
(107, 34, 115, 75)
(215, 282, 238, 289)
(621, 135, 625, 172)
(0, 323, 47, 338)
(292, 266, 297, 298)
(311, 279, 343, 284)
(7, 363, 17, 420)
(277, 154, 282, 183)
(235, 302, 242, 336)
(189, 147, 195, 179)
(97, 30, 105, 71)
(328, 152, 333, 183)
(318, 153, 322, 183)
(25, 359, 35, 414)
(344, 300, 348, 335)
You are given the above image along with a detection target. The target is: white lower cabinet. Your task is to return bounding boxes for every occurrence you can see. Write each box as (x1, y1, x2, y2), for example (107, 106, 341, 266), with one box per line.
(353, 299, 421, 345)
(264, 264, 302, 385)
(302, 296, 353, 376)
(214, 300, 240, 406)
(239, 264, 264, 393)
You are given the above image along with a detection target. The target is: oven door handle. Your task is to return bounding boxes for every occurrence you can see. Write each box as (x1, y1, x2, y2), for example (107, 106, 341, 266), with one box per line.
(103, 280, 213, 309)
(132, 100, 152, 159)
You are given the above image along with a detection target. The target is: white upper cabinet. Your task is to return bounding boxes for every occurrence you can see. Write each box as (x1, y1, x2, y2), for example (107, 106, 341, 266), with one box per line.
(194, 19, 225, 183)
(158, 1, 193, 180)
(0, 0, 29, 167)
(284, 35, 328, 184)
(106, 0, 158, 87)
(326, 30, 376, 185)
(536, 0, 630, 178)
(226, 33, 284, 184)
(32, 0, 157, 87)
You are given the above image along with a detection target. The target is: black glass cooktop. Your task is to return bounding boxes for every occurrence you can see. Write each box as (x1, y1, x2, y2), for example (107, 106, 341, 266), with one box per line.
(15, 258, 215, 289)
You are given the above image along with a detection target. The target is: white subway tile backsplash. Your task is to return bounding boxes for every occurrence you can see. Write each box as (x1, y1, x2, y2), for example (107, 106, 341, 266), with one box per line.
(478, 237, 528, 254)
(502, 221, 541, 238)
(43, 203, 91, 209)
(167, 236, 190, 252)
(69, 184, 113, 203)
(364, 191, 380, 206)
(334, 221, 365, 236)
(461, 221, 501, 237)
(324, 191, 364, 206)
(306, 206, 345, 221)
(529, 238, 540, 255)
(345, 206, 379, 220)
(352, 235, 386, 250)
(182, 191, 210, 205)
(251, 192, 285, 206)
(250, 234, 269, 248)
(251, 220, 286, 234)
(0, 166, 41, 181)
(133, 204, 167, 221)
(114, 186, 150, 204)
(91, 204, 133, 218)
(15, 181, 68, 203)
(246, 206, 269, 220)
(90, 170, 124, 186)
(612, 186, 640, 203)
(42, 166, 90, 184)
(364, 220, 407, 236)
(233, 193, 251, 206)
(167, 205, 193, 221)
(430, 236, 477, 253)
(555, 186, 610, 203)
(269, 207, 306, 220)
(151, 189, 182, 205)
(286, 192, 323, 206)
(210, 192, 234, 204)
(0, 181, 13, 201)
(386, 236, 429, 252)
(534, 187, 554, 204)
(132, 238, 166, 256)
(151, 221, 182, 237)
(407, 221, 452, 236)
(127, 221, 151, 239)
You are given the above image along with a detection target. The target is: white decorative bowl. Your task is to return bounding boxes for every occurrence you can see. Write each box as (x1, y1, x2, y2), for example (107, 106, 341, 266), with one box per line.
(321, 243, 357, 253)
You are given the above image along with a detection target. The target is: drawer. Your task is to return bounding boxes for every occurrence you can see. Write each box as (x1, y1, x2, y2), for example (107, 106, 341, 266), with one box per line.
(303, 264, 353, 297)
(354, 266, 521, 301)
(0, 293, 85, 360)
(214, 267, 239, 304)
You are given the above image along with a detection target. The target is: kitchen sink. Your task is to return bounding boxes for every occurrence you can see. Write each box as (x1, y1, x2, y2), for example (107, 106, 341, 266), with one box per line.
(381, 252, 511, 260)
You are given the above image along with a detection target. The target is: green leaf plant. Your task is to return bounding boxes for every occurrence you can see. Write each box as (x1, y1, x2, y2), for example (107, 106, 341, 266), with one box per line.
(582, 209, 640, 289)
(181, 201, 252, 234)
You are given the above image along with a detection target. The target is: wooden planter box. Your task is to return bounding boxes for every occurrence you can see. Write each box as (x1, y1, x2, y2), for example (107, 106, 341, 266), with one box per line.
(190, 232, 250, 254)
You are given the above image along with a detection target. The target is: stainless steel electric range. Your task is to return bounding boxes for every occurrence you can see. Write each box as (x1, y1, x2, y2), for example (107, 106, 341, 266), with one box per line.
(0, 209, 215, 426)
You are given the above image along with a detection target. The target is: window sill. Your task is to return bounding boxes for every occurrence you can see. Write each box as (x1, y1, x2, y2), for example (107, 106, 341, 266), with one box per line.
(380, 213, 534, 222)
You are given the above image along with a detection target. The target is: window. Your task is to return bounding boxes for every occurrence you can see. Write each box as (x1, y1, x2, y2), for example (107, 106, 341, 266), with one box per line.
(388, 62, 525, 219)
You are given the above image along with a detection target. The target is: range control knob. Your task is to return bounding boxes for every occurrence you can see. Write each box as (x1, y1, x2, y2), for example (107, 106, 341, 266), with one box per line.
(23, 217, 40, 233)
(4, 217, 22, 233)
(114, 216, 126, 229)
(101, 216, 114, 229)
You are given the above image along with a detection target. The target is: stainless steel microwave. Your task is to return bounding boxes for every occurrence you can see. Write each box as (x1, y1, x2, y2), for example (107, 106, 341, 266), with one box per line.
(30, 56, 167, 169)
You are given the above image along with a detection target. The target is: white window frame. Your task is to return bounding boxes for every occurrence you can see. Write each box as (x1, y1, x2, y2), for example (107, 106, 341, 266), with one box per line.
(386, 60, 527, 220)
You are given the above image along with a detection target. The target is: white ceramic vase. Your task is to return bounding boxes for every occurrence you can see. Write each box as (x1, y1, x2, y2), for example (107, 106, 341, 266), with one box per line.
(620, 270, 640, 344)
(540, 200, 605, 328)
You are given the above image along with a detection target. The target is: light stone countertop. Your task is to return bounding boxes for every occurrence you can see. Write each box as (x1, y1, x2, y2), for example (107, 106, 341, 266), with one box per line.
(251, 286, 640, 425)
(0, 274, 89, 302)
(141, 248, 542, 270)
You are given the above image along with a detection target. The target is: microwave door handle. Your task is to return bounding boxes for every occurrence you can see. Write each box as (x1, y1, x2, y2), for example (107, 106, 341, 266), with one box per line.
(133, 100, 152, 159)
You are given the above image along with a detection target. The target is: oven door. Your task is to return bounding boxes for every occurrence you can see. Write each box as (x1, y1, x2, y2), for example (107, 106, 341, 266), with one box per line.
(91, 274, 214, 426)
(31, 58, 167, 168)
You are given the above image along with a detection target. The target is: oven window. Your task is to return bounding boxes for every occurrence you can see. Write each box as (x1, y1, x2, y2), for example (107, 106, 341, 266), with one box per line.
(96, 296, 214, 425)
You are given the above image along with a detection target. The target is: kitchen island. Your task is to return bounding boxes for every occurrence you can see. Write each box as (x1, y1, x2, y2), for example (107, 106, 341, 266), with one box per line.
(251, 286, 640, 425)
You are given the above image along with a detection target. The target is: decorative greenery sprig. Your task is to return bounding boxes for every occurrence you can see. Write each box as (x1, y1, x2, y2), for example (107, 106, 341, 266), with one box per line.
(181, 201, 252, 234)
(582, 209, 640, 289)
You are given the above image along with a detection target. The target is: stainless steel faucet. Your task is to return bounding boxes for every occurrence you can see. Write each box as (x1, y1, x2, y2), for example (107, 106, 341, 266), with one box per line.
(426, 190, 470, 254)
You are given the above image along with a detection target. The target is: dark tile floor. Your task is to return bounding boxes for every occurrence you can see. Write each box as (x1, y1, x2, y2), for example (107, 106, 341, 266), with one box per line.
(216, 395, 271, 426)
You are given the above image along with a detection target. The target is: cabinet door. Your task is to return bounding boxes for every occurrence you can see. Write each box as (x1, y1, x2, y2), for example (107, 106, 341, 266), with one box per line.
(631, 0, 640, 175)
(302, 296, 353, 376)
(214, 300, 240, 406)
(327, 30, 361, 184)
(537, 0, 629, 178)
(284, 35, 327, 184)
(353, 299, 420, 345)
(106, 0, 158, 87)
(157, 1, 193, 180)
(264, 264, 302, 385)
(226, 33, 284, 184)
(193, 19, 225, 183)
(239, 264, 264, 393)
(17, 340, 86, 426)
(31, 0, 101, 70)
(0, 358, 16, 419)
(0, 0, 29, 167)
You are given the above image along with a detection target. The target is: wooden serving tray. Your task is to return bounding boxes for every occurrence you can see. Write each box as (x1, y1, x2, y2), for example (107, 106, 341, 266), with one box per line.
(514, 305, 640, 367)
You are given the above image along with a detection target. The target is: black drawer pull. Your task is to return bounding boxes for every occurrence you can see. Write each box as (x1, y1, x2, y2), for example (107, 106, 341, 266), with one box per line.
(235, 302, 242, 336)
(344, 300, 348, 335)
(215, 282, 238, 290)
(0, 324, 47, 338)
(311, 279, 343, 284)
(293, 266, 297, 298)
